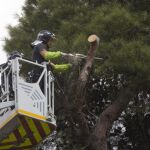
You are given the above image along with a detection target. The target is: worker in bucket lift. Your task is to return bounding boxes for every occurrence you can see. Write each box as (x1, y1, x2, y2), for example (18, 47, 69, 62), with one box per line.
(31, 30, 72, 72)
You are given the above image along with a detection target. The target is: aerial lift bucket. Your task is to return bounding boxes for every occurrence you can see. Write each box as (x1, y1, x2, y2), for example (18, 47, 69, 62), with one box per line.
(0, 56, 56, 149)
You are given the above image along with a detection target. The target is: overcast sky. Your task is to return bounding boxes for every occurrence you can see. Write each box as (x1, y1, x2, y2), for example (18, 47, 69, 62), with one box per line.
(0, 0, 25, 64)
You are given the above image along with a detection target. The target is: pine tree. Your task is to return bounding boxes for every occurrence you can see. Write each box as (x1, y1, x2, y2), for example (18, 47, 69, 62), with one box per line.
(3, 0, 150, 149)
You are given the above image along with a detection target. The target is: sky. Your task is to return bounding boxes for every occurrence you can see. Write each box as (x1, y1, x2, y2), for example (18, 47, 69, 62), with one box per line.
(0, 0, 26, 64)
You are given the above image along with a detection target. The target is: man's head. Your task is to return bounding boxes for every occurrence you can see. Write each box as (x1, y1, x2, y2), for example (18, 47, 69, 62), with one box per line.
(37, 30, 56, 46)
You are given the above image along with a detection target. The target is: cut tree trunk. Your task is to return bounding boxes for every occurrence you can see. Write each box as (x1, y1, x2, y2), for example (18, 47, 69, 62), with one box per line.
(71, 35, 100, 144)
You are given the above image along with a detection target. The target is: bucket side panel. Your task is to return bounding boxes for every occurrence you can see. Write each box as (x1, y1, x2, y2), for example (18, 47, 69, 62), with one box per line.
(0, 115, 55, 150)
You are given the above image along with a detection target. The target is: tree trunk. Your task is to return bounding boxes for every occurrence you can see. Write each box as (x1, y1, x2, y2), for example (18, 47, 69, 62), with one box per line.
(87, 86, 136, 150)
(71, 35, 99, 144)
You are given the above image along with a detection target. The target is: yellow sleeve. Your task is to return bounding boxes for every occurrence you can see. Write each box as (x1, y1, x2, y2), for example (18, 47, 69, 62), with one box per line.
(44, 51, 61, 60)
(53, 64, 72, 72)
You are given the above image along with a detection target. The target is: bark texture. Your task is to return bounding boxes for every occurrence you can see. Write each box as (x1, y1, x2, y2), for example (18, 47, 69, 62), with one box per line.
(86, 86, 136, 150)
(72, 38, 99, 144)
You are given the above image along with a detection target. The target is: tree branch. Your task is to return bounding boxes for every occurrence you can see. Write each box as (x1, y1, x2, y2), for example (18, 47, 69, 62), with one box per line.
(87, 86, 137, 150)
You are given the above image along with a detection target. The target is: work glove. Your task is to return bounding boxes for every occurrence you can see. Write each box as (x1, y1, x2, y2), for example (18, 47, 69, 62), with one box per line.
(61, 52, 74, 57)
